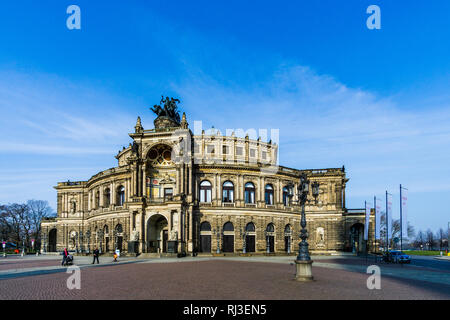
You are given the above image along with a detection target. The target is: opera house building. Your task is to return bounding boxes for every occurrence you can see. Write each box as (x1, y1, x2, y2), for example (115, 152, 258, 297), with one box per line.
(41, 98, 373, 256)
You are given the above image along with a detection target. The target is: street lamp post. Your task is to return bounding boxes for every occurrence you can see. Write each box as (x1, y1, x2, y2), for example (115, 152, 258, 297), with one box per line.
(21, 239, 25, 257)
(294, 173, 319, 281)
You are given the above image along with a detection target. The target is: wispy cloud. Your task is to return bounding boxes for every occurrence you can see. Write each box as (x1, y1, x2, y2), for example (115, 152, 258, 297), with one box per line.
(172, 64, 450, 230)
(0, 70, 138, 155)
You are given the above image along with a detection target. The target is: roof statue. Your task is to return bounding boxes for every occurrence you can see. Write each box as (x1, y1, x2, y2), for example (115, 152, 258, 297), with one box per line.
(151, 96, 181, 128)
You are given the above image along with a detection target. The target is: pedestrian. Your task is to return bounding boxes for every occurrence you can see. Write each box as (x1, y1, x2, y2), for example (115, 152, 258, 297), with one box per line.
(61, 248, 69, 266)
(113, 252, 118, 262)
(92, 247, 99, 264)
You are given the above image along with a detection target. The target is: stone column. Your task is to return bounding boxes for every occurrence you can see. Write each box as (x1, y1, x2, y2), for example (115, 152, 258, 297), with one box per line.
(176, 166, 180, 195)
(140, 210, 146, 253)
(188, 164, 192, 196)
(217, 174, 221, 206)
(111, 182, 116, 205)
(99, 186, 104, 207)
(142, 164, 146, 198)
(189, 207, 194, 253)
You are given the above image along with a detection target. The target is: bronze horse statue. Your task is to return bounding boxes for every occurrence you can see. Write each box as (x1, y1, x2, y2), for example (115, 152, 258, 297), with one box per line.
(151, 96, 181, 123)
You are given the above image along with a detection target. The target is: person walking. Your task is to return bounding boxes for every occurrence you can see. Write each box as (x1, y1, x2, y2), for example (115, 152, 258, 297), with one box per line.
(61, 248, 69, 266)
(92, 247, 100, 264)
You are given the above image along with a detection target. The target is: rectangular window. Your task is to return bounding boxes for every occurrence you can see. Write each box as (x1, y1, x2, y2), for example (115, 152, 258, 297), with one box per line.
(262, 151, 267, 160)
(200, 189, 212, 203)
(193, 141, 200, 154)
(223, 145, 229, 154)
(207, 145, 215, 154)
(236, 146, 243, 156)
(250, 149, 256, 157)
(164, 188, 173, 199)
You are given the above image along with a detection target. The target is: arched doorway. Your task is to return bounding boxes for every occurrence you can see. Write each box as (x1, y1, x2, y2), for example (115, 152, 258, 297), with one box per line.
(350, 223, 364, 253)
(245, 222, 256, 253)
(103, 225, 109, 253)
(48, 229, 57, 252)
(222, 222, 234, 253)
(115, 224, 123, 251)
(266, 223, 275, 253)
(200, 221, 211, 253)
(147, 214, 168, 253)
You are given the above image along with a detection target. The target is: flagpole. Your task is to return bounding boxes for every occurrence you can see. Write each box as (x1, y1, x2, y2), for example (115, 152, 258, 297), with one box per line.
(400, 184, 403, 252)
(385, 191, 388, 253)
(374, 196, 377, 262)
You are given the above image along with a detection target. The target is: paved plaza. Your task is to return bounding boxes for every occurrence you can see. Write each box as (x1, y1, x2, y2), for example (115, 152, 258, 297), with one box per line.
(0, 254, 449, 300)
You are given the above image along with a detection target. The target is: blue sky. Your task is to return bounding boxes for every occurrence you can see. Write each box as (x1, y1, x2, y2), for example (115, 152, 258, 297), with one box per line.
(0, 1, 449, 233)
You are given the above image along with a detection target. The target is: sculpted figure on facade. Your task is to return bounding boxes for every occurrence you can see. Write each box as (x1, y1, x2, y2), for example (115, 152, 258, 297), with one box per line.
(316, 227, 325, 247)
(131, 229, 139, 241)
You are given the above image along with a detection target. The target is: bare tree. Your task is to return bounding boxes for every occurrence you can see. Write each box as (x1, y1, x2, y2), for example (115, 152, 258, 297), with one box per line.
(0, 201, 55, 251)
(425, 229, 435, 250)
(436, 228, 447, 251)
(26, 200, 54, 248)
(414, 230, 425, 249)
(0, 203, 28, 247)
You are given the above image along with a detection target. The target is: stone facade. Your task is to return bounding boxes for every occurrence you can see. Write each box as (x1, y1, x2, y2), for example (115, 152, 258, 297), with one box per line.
(41, 112, 374, 255)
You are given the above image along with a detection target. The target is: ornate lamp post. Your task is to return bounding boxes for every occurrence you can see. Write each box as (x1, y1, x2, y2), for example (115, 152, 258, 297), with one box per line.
(294, 173, 319, 281)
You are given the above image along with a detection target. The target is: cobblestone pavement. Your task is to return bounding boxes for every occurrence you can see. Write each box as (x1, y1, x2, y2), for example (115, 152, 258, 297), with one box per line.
(0, 257, 449, 300)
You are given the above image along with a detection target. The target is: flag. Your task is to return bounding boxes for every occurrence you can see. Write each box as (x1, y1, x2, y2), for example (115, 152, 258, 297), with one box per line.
(400, 186, 408, 239)
(375, 197, 381, 240)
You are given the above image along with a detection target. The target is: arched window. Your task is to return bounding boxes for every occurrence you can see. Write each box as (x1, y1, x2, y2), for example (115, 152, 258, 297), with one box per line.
(222, 181, 234, 203)
(71, 201, 76, 213)
(265, 184, 274, 205)
(223, 221, 234, 232)
(283, 186, 289, 206)
(199, 180, 212, 203)
(200, 221, 211, 231)
(245, 222, 255, 232)
(284, 224, 291, 234)
(115, 224, 123, 233)
(266, 223, 275, 233)
(104, 225, 109, 235)
(244, 182, 255, 204)
(104, 188, 111, 206)
(95, 191, 100, 208)
(117, 186, 125, 206)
